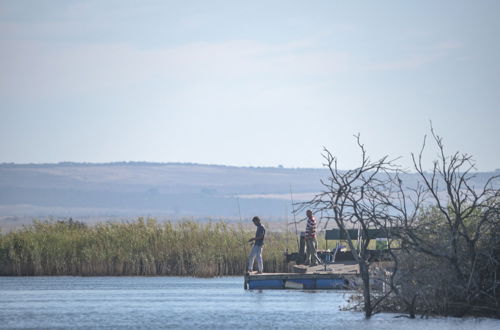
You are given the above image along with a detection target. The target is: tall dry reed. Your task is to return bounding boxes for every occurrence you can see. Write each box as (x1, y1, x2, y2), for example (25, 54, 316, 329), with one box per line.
(0, 218, 297, 277)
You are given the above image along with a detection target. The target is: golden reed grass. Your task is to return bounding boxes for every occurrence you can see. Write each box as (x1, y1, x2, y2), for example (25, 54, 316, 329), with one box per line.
(0, 218, 300, 277)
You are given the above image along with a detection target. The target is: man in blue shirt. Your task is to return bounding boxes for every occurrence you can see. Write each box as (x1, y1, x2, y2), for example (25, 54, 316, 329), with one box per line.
(247, 216, 265, 274)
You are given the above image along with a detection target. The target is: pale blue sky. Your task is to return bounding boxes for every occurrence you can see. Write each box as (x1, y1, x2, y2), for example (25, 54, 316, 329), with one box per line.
(1, 1, 499, 170)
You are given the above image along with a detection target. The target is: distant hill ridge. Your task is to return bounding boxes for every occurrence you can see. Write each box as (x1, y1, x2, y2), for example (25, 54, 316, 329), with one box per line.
(0, 162, 498, 228)
(0, 161, 318, 169)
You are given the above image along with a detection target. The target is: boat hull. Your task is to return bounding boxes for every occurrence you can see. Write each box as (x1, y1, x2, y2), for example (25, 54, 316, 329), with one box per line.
(244, 273, 354, 290)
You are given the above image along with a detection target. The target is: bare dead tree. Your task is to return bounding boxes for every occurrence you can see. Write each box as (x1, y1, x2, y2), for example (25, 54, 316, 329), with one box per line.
(301, 134, 401, 318)
(301, 128, 500, 319)
(388, 126, 500, 317)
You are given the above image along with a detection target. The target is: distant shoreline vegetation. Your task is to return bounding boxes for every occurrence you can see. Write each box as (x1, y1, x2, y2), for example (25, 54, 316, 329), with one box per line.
(0, 161, 320, 170)
(0, 218, 295, 277)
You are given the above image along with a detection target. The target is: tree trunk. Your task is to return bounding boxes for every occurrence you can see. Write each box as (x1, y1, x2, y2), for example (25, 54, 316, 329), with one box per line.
(359, 261, 373, 318)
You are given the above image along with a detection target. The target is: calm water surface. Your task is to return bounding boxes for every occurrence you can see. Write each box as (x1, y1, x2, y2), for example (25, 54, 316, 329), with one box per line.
(0, 276, 498, 329)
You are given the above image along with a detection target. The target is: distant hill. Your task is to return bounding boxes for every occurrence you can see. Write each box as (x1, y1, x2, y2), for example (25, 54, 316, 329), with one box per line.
(0, 162, 327, 228)
(0, 162, 498, 229)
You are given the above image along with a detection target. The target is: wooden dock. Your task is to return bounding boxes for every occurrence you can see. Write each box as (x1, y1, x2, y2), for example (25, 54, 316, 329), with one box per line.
(244, 261, 361, 290)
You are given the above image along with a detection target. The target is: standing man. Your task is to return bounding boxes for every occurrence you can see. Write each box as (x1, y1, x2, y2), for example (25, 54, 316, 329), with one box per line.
(247, 216, 265, 274)
(305, 210, 320, 266)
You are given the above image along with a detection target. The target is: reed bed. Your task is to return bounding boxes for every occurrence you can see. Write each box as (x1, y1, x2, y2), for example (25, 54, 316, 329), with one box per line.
(0, 218, 298, 277)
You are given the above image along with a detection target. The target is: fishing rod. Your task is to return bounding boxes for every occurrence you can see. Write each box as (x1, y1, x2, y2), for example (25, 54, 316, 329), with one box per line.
(289, 185, 300, 252)
(285, 202, 289, 254)
(318, 210, 325, 250)
(237, 197, 248, 256)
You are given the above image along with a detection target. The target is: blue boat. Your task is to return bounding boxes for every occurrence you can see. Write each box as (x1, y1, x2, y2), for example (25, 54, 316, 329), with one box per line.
(244, 262, 360, 290)
(244, 229, 391, 290)
(244, 272, 353, 290)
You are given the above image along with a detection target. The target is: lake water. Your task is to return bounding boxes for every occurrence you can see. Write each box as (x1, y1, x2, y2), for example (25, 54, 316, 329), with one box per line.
(0, 276, 498, 329)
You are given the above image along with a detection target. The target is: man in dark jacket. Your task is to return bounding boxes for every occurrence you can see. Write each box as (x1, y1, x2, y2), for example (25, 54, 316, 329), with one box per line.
(247, 216, 265, 274)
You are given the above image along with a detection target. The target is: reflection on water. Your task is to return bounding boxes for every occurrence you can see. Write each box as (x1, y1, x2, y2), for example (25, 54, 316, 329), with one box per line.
(0, 277, 498, 329)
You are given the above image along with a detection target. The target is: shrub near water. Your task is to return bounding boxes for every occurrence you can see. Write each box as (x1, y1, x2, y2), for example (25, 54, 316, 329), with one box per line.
(0, 218, 295, 277)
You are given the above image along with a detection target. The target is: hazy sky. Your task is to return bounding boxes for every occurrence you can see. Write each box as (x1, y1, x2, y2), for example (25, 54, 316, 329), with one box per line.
(1, 1, 499, 170)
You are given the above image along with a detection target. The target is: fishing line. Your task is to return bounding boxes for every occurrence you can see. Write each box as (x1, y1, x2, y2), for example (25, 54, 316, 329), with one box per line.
(285, 202, 289, 253)
(289, 185, 300, 252)
(237, 197, 248, 256)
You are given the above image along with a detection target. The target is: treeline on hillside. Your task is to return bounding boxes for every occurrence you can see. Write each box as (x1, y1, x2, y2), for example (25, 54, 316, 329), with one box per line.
(0, 218, 296, 277)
